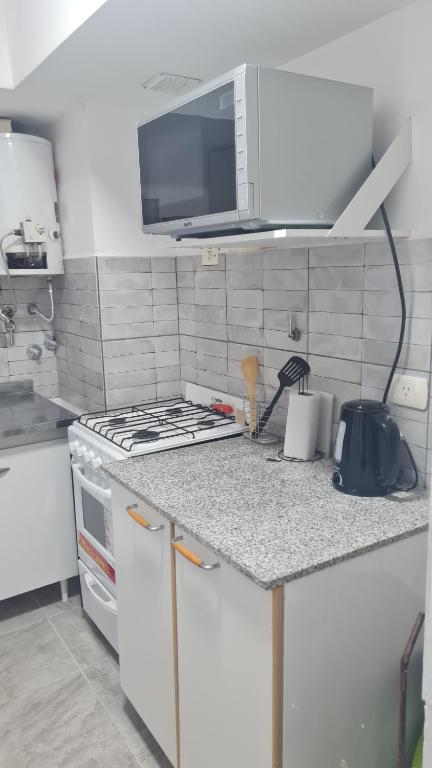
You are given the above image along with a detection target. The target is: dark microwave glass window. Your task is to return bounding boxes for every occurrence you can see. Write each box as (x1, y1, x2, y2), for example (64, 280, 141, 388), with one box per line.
(82, 488, 107, 549)
(138, 81, 237, 225)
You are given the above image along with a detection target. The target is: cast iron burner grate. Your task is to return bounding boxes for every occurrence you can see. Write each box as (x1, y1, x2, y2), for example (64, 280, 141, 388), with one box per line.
(79, 397, 236, 452)
(131, 429, 161, 442)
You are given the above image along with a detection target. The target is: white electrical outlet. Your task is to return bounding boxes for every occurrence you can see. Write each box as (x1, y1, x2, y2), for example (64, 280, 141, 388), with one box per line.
(389, 374, 429, 410)
(201, 247, 220, 266)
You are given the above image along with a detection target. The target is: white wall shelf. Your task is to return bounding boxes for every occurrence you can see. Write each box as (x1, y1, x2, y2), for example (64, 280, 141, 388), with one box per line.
(168, 228, 409, 251)
(166, 119, 412, 253)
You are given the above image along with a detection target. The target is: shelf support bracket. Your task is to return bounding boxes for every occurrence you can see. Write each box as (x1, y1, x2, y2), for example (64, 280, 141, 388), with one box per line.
(329, 118, 412, 237)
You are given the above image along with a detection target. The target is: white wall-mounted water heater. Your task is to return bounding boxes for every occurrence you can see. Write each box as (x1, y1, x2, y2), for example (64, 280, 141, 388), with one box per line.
(0, 133, 63, 276)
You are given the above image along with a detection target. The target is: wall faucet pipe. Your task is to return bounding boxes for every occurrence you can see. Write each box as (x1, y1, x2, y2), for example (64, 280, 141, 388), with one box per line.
(27, 277, 55, 322)
(0, 230, 20, 345)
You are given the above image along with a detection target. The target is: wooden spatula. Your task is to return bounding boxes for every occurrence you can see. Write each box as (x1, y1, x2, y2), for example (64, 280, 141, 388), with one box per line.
(241, 355, 260, 435)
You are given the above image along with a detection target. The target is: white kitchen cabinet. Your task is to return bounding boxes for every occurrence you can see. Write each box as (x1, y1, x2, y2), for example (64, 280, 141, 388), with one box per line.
(282, 533, 427, 768)
(173, 529, 273, 768)
(112, 484, 177, 767)
(0, 438, 78, 601)
(110, 475, 427, 768)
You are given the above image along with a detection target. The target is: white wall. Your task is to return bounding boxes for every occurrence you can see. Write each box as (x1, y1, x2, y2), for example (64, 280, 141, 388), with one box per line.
(4, 0, 107, 86)
(45, 101, 173, 257)
(283, 0, 432, 238)
(46, 105, 95, 257)
(85, 102, 160, 256)
(0, 0, 12, 89)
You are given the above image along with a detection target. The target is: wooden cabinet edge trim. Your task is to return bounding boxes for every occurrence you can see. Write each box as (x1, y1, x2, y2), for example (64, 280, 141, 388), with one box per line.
(170, 522, 181, 768)
(272, 586, 284, 768)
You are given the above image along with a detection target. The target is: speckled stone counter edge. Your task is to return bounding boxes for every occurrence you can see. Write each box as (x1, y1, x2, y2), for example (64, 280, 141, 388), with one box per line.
(104, 466, 429, 591)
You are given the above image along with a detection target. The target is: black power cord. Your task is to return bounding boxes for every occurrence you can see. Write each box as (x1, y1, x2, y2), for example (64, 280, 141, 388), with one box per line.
(373, 159, 406, 404)
(375, 160, 418, 490)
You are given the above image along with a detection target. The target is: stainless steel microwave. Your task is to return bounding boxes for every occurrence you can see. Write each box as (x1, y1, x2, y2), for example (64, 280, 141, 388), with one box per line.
(137, 64, 373, 239)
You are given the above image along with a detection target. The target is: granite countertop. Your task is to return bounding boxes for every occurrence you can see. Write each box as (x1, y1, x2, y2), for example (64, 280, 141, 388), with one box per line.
(0, 381, 75, 447)
(104, 436, 430, 590)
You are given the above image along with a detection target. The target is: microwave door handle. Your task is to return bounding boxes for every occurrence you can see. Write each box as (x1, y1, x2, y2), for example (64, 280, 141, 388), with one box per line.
(72, 462, 112, 501)
(84, 572, 117, 615)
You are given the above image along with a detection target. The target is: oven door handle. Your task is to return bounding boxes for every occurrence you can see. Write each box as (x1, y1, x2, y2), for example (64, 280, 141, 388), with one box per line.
(72, 462, 112, 502)
(84, 572, 117, 615)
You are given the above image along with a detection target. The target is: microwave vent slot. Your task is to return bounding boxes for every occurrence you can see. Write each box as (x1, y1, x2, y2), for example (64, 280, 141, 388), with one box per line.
(142, 72, 202, 96)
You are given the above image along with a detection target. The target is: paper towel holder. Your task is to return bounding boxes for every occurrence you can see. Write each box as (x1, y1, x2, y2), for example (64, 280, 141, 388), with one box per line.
(277, 449, 324, 463)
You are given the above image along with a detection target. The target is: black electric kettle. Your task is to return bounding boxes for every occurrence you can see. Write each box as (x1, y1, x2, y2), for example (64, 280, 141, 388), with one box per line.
(332, 399, 418, 496)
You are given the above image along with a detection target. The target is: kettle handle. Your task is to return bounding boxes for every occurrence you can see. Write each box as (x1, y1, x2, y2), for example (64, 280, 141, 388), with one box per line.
(394, 434, 419, 492)
(381, 417, 402, 489)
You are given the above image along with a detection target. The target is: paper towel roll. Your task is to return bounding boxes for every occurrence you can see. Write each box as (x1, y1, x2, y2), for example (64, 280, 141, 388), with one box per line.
(284, 391, 321, 460)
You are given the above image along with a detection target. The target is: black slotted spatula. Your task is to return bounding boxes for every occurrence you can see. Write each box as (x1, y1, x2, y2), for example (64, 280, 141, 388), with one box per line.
(255, 356, 310, 435)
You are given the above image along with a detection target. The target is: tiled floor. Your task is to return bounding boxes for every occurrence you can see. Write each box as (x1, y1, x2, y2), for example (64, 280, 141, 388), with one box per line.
(0, 580, 172, 768)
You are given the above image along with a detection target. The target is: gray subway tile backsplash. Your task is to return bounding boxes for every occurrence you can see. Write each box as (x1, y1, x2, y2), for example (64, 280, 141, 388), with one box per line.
(171, 238, 431, 481)
(309, 312, 363, 337)
(99, 289, 153, 307)
(262, 248, 308, 270)
(11, 243, 426, 488)
(263, 290, 308, 311)
(98, 273, 152, 290)
(263, 268, 308, 291)
(309, 266, 363, 291)
(226, 270, 263, 290)
(151, 272, 177, 289)
(309, 290, 363, 313)
(227, 325, 264, 346)
(227, 307, 263, 328)
(308, 333, 362, 361)
(195, 271, 226, 289)
(98, 256, 151, 273)
(194, 288, 226, 306)
(227, 289, 264, 309)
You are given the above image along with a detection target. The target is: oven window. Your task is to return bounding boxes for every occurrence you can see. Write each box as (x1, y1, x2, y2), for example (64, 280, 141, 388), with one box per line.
(138, 81, 236, 224)
(82, 488, 107, 550)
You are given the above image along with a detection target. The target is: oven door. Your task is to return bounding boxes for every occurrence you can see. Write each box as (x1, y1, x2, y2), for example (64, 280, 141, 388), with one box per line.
(72, 460, 116, 594)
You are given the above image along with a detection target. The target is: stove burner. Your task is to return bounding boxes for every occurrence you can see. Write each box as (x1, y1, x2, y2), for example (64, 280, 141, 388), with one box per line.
(79, 397, 238, 453)
(131, 429, 161, 442)
(198, 419, 216, 428)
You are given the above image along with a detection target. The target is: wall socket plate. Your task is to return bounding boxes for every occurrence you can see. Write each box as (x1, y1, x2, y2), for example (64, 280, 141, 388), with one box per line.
(201, 247, 220, 266)
(389, 374, 429, 410)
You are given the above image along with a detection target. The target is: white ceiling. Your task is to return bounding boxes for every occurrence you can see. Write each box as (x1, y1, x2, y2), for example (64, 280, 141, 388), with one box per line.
(0, 0, 418, 127)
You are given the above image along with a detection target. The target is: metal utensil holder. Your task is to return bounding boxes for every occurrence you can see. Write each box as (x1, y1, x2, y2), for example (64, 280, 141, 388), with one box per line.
(242, 398, 279, 445)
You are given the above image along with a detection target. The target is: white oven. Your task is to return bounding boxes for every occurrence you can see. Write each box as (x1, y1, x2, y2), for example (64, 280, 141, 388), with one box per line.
(71, 459, 118, 650)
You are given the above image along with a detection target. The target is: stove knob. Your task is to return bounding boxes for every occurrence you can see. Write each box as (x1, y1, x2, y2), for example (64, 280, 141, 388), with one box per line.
(69, 441, 79, 454)
(85, 450, 95, 462)
(76, 445, 86, 457)
(91, 457, 103, 469)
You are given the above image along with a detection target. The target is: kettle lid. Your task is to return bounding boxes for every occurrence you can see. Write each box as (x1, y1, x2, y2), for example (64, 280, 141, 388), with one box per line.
(343, 399, 388, 414)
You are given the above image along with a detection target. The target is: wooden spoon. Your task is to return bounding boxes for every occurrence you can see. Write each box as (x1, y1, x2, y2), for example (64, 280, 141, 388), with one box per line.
(241, 355, 260, 435)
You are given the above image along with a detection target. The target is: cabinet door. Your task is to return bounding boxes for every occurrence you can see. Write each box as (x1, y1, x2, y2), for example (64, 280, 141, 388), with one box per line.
(0, 439, 77, 600)
(112, 484, 177, 766)
(174, 530, 273, 768)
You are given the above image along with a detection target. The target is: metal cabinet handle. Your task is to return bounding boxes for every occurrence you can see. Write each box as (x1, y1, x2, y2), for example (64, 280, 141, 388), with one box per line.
(172, 535, 220, 571)
(127, 504, 164, 532)
(0, 467, 10, 477)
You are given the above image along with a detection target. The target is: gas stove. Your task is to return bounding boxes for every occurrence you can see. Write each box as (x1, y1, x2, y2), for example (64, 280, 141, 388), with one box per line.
(69, 384, 244, 652)
(69, 384, 244, 466)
